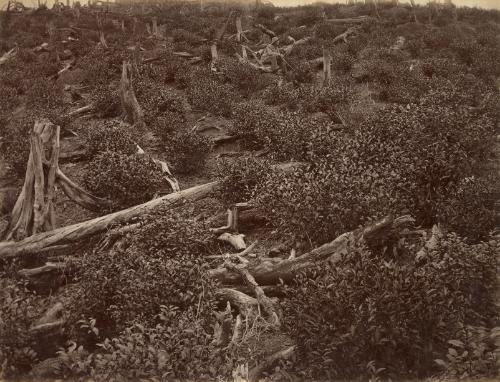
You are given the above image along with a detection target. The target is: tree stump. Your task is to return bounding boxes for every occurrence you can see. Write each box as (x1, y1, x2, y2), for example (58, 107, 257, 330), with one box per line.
(2, 120, 109, 242)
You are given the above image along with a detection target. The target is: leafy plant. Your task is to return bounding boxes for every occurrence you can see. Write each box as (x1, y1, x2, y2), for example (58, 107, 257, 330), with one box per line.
(83, 152, 164, 208)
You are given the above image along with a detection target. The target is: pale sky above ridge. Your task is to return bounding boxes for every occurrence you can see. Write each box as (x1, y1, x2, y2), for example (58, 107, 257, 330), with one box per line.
(1, 0, 499, 11)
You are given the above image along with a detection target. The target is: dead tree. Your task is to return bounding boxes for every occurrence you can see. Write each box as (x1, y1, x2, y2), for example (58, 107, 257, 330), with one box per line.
(322, 48, 331, 85)
(2, 121, 109, 242)
(119, 61, 144, 127)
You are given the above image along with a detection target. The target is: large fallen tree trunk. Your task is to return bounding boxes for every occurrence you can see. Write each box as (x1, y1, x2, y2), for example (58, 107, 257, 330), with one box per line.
(210, 215, 414, 285)
(0, 181, 219, 258)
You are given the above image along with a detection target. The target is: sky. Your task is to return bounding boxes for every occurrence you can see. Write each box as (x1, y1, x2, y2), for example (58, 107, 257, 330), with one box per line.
(1, 0, 500, 10)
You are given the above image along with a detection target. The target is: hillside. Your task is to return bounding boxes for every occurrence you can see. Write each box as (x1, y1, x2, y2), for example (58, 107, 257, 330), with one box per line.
(0, 2, 499, 381)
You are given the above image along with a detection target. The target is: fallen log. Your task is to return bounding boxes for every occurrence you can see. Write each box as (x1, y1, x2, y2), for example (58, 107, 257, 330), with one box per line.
(210, 215, 414, 285)
(0, 181, 219, 258)
(325, 16, 371, 24)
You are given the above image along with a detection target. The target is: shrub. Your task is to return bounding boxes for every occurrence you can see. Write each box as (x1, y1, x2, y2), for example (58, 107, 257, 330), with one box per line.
(163, 131, 211, 174)
(0, 279, 44, 378)
(332, 50, 355, 72)
(314, 22, 345, 40)
(150, 111, 186, 143)
(90, 86, 121, 118)
(215, 157, 272, 207)
(81, 121, 137, 158)
(287, 59, 315, 84)
(219, 59, 272, 97)
(186, 71, 236, 117)
(284, 235, 498, 379)
(83, 152, 164, 208)
(70, 208, 219, 337)
(436, 176, 499, 243)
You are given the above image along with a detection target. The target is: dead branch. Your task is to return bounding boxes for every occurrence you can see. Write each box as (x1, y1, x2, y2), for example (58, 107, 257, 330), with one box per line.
(225, 262, 280, 326)
(0, 47, 18, 66)
(18, 262, 66, 278)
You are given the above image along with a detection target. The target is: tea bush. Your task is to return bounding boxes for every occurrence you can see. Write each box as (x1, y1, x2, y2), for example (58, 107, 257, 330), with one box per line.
(284, 235, 498, 379)
(215, 157, 272, 207)
(163, 131, 211, 174)
(186, 70, 236, 117)
(0, 279, 44, 378)
(70, 208, 219, 337)
(219, 58, 273, 97)
(83, 152, 164, 208)
(81, 121, 137, 158)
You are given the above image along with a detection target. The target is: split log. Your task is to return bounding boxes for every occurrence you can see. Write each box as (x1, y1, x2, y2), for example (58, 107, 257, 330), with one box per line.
(210, 215, 414, 285)
(119, 61, 144, 127)
(0, 47, 17, 66)
(0, 181, 219, 258)
(236, 16, 242, 42)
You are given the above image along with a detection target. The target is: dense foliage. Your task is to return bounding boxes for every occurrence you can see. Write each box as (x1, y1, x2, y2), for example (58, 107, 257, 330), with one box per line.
(284, 235, 499, 379)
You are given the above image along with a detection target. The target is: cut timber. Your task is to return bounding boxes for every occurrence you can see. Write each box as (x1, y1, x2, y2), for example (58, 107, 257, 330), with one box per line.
(119, 61, 144, 127)
(0, 181, 219, 258)
(210, 215, 414, 285)
(0, 47, 18, 66)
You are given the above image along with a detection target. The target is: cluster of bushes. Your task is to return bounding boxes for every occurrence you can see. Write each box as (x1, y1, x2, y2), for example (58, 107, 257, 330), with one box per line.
(186, 69, 236, 117)
(83, 151, 163, 209)
(62, 208, 233, 379)
(284, 235, 499, 379)
(0, 279, 44, 378)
